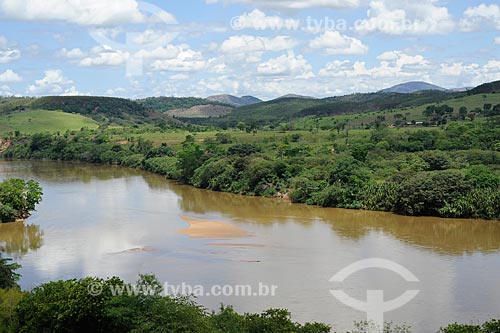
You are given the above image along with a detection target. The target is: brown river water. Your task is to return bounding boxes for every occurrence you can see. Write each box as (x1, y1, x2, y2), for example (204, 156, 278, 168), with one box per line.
(0, 160, 499, 332)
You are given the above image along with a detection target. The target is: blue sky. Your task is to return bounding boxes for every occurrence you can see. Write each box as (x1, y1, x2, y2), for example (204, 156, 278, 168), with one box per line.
(0, 0, 499, 99)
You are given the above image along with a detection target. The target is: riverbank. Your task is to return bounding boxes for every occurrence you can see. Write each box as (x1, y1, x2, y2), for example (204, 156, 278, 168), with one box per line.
(1, 125, 499, 220)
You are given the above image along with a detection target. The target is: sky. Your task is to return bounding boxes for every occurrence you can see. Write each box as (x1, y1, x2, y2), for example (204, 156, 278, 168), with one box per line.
(0, 0, 499, 100)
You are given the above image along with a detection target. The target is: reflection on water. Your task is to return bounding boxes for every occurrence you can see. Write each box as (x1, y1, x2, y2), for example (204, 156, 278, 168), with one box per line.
(151, 177, 500, 256)
(1, 160, 500, 332)
(0, 222, 43, 258)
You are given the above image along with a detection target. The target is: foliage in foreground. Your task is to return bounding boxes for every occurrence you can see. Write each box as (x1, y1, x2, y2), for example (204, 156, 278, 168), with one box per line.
(2, 274, 330, 333)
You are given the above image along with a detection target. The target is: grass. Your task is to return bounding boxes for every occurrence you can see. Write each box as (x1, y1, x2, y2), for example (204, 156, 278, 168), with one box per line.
(0, 110, 99, 135)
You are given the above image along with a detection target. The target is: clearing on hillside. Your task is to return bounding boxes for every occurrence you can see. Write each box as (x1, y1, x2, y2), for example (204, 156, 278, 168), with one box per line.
(0, 110, 99, 135)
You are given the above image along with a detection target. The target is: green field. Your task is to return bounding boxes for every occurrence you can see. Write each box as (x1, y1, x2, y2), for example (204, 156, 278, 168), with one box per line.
(0, 110, 99, 135)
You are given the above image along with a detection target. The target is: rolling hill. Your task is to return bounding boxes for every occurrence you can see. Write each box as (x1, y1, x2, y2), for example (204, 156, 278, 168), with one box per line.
(379, 81, 447, 93)
(206, 94, 262, 107)
(0, 110, 99, 135)
(469, 80, 500, 95)
(0, 96, 176, 127)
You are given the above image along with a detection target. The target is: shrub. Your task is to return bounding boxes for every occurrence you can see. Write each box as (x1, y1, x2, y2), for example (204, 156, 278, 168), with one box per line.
(120, 154, 145, 168)
(143, 157, 181, 179)
(395, 170, 471, 216)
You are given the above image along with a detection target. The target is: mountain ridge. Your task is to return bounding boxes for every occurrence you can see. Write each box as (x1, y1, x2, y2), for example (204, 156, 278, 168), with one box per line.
(206, 94, 262, 107)
(379, 81, 447, 94)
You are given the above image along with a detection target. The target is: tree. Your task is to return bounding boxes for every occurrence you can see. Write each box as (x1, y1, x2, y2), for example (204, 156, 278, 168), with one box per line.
(0, 179, 43, 222)
(237, 121, 247, 132)
(458, 106, 467, 120)
(177, 145, 204, 183)
(0, 254, 21, 289)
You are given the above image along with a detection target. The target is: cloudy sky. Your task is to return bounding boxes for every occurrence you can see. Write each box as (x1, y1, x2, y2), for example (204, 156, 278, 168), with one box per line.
(0, 0, 499, 99)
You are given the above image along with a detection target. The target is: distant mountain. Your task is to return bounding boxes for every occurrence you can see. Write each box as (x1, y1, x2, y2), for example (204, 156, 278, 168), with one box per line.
(380, 81, 447, 94)
(275, 94, 316, 100)
(207, 94, 262, 107)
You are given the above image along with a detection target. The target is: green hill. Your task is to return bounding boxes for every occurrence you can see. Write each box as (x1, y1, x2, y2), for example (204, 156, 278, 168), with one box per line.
(137, 96, 232, 113)
(0, 96, 176, 127)
(0, 110, 99, 135)
(469, 80, 500, 95)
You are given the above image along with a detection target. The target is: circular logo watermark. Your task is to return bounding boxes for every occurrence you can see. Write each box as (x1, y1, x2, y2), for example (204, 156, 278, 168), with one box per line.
(330, 258, 420, 333)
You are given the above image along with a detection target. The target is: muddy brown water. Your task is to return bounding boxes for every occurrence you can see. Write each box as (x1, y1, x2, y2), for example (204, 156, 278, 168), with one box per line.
(1, 160, 499, 332)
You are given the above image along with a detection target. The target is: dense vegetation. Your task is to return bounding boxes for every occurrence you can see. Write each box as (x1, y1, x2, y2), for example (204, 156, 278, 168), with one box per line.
(2, 113, 499, 220)
(0, 179, 43, 223)
(137, 96, 233, 113)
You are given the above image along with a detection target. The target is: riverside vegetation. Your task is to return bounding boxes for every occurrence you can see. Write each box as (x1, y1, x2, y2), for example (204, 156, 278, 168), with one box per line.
(0, 179, 43, 223)
(0, 257, 499, 333)
(2, 115, 499, 220)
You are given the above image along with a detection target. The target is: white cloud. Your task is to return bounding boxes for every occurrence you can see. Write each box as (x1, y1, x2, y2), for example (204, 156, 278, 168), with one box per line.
(320, 51, 429, 78)
(257, 51, 314, 78)
(79, 49, 130, 67)
(0, 36, 20, 64)
(135, 45, 181, 60)
(439, 63, 480, 76)
(0, 69, 22, 82)
(60, 86, 85, 96)
(355, 0, 455, 35)
(460, 4, 500, 32)
(26, 70, 74, 95)
(170, 74, 189, 80)
(0, 84, 11, 96)
(58, 48, 86, 59)
(309, 31, 368, 55)
(105, 87, 127, 96)
(0, 49, 20, 63)
(151, 49, 205, 72)
(220, 35, 296, 54)
(207, 0, 359, 9)
(0, 0, 149, 26)
(495, 37, 500, 45)
(129, 29, 178, 46)
(206, 57, 229, 74)
(231, 9, 300, 30)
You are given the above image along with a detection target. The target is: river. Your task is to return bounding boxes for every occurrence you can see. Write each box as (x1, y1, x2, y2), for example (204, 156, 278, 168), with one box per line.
(0, 160, 499, 332)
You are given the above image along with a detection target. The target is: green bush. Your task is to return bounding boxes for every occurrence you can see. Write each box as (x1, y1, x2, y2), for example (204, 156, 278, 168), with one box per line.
(143, 157, 181, 179)
(395, 170, 471, 216)
(439, 188, 500, 220)
(438, 319, 500, 333)
(0, 204, 17, 223)
(120, 154, 145, 168)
